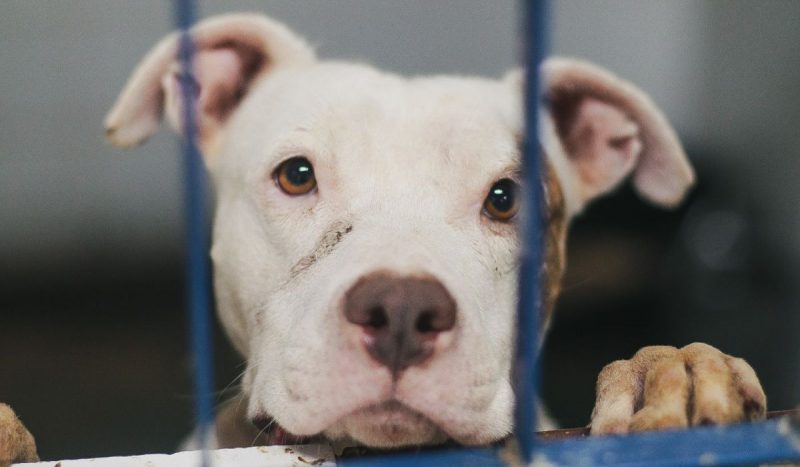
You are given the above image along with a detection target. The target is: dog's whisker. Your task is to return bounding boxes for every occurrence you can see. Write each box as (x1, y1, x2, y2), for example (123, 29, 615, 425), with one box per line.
(560, 274, 595, 292)
(251, 417, 278, 446)
(217, 371, 247, 403)
(234, 389, 253, 419)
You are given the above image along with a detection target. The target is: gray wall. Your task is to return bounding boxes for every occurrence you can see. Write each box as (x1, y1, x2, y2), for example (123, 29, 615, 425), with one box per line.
(701, 1, 800, 258)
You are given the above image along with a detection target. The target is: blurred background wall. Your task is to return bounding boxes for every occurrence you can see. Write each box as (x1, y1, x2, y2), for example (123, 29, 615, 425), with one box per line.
(1, 0, 798, 460)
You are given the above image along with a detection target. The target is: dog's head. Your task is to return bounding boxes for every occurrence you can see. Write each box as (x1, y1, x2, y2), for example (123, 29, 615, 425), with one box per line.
(105, 14, 693, 447)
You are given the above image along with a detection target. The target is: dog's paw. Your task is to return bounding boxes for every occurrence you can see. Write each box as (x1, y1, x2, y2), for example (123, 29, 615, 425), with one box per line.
(589, 343, 766, 435)
(0, 403, 39, 466)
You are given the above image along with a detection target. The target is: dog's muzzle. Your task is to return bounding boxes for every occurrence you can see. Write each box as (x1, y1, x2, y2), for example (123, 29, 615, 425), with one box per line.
(343, 272, 457, 375)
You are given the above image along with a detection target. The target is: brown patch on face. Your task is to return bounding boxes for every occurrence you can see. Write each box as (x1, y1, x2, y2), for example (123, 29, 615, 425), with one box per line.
(290, 220, 354, 279)
(540, 160, 567, 325)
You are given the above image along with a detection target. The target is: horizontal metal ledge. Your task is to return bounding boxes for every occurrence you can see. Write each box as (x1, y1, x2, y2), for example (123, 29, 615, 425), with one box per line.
(15, 417, 800, 466)
(341, 418, 800, 466)
(536, 418, 800, 466)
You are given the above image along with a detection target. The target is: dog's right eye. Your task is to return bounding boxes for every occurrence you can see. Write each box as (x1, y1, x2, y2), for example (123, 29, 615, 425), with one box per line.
(274, 156, 317, 195)
(483, 178, 520, 222)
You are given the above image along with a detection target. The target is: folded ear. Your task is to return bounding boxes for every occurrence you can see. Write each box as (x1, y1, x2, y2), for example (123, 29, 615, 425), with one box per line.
(104, 13, 315, 157)
(531, 58, 694, 212)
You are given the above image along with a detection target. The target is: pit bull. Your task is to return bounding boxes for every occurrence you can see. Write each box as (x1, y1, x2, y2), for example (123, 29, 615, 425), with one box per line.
(0, 12, 766, 463)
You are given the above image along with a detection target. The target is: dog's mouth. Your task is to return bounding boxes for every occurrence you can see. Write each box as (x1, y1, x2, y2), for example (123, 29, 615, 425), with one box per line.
(332, 399, 448, 448)
(251, 415, 320, 446)
(251, 399, 445, 448)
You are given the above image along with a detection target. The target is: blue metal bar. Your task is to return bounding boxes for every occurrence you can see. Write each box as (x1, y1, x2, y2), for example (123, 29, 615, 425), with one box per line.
(341, 419, 800, 466)
(514, 0, 549, 463)
(338, 448, 506, 467)
(536, 418, 800, 466)
(173, 0, 215, 464)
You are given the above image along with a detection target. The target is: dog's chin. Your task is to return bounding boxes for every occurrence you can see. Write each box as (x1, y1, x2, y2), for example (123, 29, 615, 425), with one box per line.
(329, 400, 448, 448)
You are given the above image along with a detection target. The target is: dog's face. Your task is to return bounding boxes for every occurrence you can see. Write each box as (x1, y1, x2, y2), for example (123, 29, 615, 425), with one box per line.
(105, 14, 694, 447)
(214, 64, 527, 446)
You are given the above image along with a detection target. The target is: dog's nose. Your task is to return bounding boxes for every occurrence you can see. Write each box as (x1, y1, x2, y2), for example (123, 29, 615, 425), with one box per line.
(344, 273, 456, 373)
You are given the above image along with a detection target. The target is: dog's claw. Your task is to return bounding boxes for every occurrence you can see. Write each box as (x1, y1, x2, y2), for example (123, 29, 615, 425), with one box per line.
(0, 403, 39, 466)
(589, 343, 766, 435)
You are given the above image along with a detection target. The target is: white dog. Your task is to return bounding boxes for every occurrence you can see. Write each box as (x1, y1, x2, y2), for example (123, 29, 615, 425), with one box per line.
(0, 12, 767, 463)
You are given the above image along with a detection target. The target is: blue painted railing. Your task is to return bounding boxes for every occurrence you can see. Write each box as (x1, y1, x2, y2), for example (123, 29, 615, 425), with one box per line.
(514, 0, 549, 463)
(173, 0, 800, 465)
(174, 1, 214, 466)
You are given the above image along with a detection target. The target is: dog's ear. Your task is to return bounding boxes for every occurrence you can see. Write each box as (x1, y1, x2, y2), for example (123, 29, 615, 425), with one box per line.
(104, 13, 315, 158)
(508, 58, 694, 213)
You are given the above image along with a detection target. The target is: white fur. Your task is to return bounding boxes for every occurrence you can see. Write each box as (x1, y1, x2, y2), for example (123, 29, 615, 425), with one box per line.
(213, 64, 522, 445)
(105, 13, 693, 448)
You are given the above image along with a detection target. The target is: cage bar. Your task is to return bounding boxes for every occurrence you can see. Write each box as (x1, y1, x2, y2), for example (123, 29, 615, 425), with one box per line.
(513, 0, 549, 463)
(174, 0, 215, 464)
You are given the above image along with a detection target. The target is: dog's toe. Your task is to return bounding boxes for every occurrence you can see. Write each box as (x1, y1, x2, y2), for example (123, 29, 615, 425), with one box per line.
(590, 343, 766, 435)
(0, 403, 39, 466)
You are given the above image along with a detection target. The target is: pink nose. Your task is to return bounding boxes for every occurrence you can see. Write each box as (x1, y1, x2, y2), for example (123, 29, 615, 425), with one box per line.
(344, 273, 457, 373)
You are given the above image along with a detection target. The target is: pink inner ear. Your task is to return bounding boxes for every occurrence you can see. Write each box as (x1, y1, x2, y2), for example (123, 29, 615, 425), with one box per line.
(561, 97, 643, 202)
(162, 46, 256, 144)
(194, 48, 246, 119)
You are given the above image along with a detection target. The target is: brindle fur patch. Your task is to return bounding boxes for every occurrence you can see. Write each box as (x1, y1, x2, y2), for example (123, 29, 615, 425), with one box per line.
(541, 160, 567, 324)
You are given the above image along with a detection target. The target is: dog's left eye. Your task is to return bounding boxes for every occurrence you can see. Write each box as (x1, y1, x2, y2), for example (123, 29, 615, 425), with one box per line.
(275, 156, 317, 195)
(483, 178, 520, 222)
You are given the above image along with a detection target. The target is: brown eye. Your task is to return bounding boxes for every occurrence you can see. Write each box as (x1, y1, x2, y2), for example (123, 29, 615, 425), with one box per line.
(275, 156, 316, 195)
(483, 178, 520, 221)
